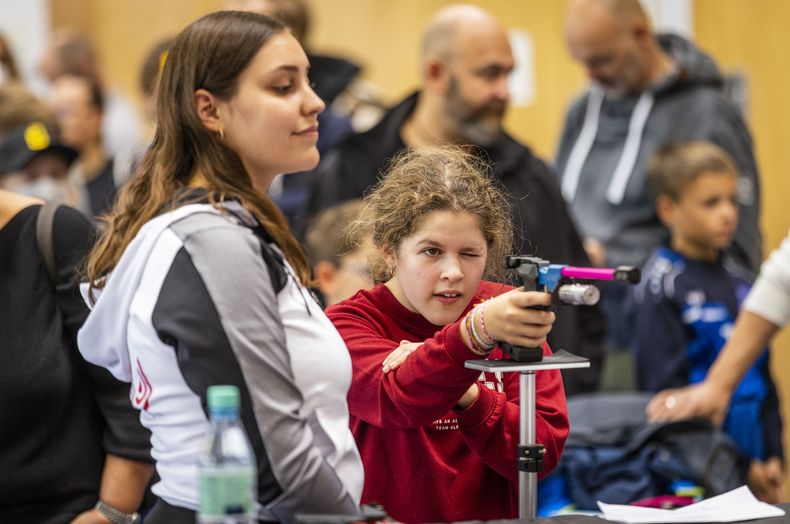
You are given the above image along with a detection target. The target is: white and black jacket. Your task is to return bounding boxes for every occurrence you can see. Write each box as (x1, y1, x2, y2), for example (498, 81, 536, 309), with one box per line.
(78, 201, 363, 522)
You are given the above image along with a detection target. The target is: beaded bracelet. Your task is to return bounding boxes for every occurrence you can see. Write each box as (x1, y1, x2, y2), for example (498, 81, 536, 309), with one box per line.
(464, 311, 487, 355)
(464, 311, 491, 356)
(474, 301, 495, 346)
(470, 307, 494, 351)
(468, 308, 494, 353)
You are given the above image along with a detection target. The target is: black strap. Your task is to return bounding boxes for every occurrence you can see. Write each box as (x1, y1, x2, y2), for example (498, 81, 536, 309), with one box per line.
(251, 223, 288, 295)
(36, 202, 60, 284)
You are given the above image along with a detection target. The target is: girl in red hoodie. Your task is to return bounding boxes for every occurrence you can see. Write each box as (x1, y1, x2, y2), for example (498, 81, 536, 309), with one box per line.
(326, 146, 569, 523)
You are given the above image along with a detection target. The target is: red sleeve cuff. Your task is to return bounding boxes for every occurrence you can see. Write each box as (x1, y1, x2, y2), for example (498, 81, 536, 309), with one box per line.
(456, 383, 498, 428)
(440, 321, 480, 368)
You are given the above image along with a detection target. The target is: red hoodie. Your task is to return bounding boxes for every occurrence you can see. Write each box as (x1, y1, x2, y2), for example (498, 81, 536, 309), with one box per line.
(327, 282, 569, 523)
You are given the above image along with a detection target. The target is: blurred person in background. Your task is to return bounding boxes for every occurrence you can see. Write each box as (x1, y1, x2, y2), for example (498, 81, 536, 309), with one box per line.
(0, 83, 84, 207)
(0, 121, 79, 205)
(632, 141, 782, 501)
(0, 104, 153, 524)
(0, 32, 21, 85)
(50, 74, 123, 217)
(0, 91, 153, 524)
(0, 188, 154, 524)
(39, 28, 143, 168)
(558, 0, 761, 273)
(304, 199, 374, 307)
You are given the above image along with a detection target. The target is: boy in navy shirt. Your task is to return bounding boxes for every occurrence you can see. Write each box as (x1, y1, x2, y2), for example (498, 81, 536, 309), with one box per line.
(633, 141, 783, 501)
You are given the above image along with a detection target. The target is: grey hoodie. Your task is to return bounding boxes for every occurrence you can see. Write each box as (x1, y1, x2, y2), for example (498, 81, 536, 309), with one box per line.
(556, 34, 761, 272)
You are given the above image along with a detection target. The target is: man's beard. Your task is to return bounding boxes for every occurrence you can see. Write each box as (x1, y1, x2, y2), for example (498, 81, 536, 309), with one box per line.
(444, 76, 506, 147)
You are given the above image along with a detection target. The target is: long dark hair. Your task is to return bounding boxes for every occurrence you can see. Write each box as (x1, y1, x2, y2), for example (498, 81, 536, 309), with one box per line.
(87, 11, 311, 294)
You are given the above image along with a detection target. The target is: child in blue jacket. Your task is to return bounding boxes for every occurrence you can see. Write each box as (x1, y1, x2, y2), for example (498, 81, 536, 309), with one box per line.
(632, 141, 783, 501)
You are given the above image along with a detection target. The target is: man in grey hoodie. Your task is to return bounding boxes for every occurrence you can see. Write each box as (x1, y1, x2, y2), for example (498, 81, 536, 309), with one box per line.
(556, 0, 761, 354)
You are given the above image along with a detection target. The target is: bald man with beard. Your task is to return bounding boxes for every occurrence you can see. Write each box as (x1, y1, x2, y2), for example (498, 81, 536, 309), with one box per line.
(305, 4, 606, 396)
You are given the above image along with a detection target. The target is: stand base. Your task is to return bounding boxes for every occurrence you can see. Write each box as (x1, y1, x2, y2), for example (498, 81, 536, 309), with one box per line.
(465, 349, 590, 373)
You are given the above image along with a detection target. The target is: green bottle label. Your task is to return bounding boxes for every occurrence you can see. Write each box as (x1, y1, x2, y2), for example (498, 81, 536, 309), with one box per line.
(198, 465, 255, 518)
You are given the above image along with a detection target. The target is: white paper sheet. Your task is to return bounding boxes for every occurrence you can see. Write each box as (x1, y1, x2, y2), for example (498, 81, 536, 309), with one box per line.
(597, 486, 785, 523)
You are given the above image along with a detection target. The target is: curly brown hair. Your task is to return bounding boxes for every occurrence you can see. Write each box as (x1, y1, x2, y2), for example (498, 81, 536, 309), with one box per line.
(349, 146, 513, 283)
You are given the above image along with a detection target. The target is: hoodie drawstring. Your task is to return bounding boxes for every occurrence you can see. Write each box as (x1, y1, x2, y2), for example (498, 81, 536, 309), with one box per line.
(561, 89, 655, 206)
(606, 92, 654, 205)
(561, 86, 603, 202)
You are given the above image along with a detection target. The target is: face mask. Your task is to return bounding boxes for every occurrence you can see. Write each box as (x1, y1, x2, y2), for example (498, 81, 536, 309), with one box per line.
(15, 176, 75, 205)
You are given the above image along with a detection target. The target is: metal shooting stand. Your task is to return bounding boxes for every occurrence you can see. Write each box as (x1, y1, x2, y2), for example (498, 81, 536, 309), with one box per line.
(464, 256, 639, 520)
(465, 351, 589, 521)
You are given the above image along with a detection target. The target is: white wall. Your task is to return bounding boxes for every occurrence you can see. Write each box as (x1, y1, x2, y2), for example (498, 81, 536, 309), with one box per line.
(642, 0, 693, 37)
(0, 0, 51, 94)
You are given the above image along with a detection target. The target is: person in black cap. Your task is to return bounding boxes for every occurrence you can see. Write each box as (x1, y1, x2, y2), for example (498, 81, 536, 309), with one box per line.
(0, 120, 80, 205)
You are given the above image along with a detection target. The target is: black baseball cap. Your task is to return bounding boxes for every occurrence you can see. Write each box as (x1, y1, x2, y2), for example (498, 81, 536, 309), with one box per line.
(0, 121, 78, 175)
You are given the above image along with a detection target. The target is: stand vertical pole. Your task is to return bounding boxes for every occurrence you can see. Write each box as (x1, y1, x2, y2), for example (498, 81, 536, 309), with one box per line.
(520, 370, 537, 520)
(464, 351, 589, 522)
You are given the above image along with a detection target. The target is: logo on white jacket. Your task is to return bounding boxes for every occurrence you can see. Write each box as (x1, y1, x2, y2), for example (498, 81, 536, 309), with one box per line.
(133, 357, 152, 411)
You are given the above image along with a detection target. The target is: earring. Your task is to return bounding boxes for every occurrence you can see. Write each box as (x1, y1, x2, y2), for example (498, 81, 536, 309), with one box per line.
(218, 128, 225, 140)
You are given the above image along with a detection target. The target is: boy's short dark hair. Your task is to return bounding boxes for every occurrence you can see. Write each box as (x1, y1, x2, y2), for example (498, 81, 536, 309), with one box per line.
(648, 141, 738, 201)
(304, 199, 364, 267)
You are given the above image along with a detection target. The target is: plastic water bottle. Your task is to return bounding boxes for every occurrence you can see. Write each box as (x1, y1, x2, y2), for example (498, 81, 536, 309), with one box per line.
(198, 385, 257, 523)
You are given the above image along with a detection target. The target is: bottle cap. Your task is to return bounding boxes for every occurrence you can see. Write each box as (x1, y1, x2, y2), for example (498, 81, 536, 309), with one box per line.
(207, 385, 240, 411)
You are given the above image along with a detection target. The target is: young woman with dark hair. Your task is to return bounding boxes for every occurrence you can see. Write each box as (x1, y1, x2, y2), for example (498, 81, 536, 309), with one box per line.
(78, 11, 363, 523)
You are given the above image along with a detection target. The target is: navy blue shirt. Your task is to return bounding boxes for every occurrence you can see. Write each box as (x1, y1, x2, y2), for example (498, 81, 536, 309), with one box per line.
(632, 247, 782, 460)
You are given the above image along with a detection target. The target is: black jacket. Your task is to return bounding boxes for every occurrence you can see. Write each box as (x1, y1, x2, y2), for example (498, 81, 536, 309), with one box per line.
(0, 205, 152, 523)
(560, 393, 750, 508)
(304, 92, 606, 395)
